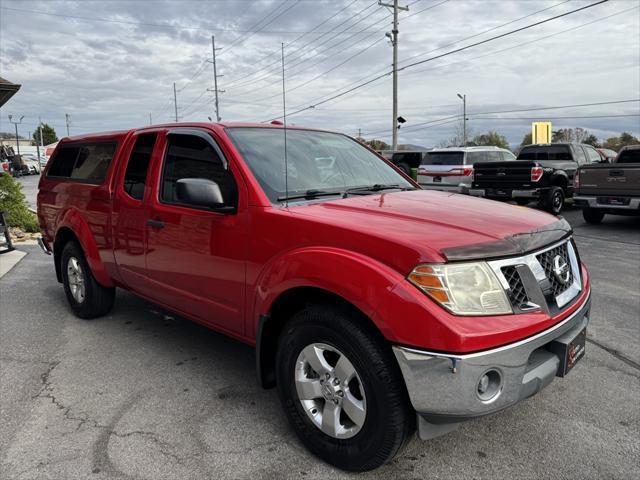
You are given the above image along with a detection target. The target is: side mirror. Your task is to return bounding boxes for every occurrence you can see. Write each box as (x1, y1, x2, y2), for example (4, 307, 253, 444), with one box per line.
(176, 178, 231, 211)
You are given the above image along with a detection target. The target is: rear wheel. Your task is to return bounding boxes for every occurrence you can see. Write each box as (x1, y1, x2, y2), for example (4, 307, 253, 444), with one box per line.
(275, 305, 414, 472)
(396, 162, 411, 176)
(583, 208, 605, 224)
(61, 242, 115, 319)
(543, 186, 564, 214)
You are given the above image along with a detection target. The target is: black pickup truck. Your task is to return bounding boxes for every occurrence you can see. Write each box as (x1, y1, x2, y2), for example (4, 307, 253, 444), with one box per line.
(470, 143, 604, 214)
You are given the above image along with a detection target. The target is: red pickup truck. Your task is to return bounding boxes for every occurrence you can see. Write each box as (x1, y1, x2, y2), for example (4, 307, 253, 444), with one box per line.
(37, 123, 591, 471)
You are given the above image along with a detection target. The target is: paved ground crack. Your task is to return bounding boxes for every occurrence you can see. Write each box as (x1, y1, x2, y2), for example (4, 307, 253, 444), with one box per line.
(587, 337, 640, 371)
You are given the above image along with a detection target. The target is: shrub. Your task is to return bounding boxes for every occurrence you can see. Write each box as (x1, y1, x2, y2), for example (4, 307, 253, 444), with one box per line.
(0, 174, 39, 233)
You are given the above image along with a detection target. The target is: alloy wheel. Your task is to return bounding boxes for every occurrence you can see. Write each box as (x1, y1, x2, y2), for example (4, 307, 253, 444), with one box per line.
(295, 343, 366, 439)
(67, 257, 86, 303)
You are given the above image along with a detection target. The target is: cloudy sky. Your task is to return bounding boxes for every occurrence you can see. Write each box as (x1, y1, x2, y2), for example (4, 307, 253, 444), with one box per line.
(1, 0, 639, 147)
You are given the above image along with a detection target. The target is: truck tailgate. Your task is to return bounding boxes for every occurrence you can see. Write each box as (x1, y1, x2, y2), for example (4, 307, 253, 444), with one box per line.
(473, 161, 535, 187)
(578, 165, 640, 196)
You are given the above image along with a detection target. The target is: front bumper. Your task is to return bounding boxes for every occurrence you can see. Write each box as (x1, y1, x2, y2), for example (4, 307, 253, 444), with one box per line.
(393, 291, 590, 435)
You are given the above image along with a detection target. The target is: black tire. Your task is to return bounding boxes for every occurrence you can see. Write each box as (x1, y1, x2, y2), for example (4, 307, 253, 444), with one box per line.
(396, 162, 411, 176)
(583, 208, 605, 224)
(543, 186, 565, 214)
(275, 304, 415, 472)
(61, 241, 115, 319)
(515, 199, 529, 206)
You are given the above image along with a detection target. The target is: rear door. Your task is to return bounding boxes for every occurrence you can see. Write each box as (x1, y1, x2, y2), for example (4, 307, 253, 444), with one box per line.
(112, 131, 161, 294)
(144, 128, 247, 334)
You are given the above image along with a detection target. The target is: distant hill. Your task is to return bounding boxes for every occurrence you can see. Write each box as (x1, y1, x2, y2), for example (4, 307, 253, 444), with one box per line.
(398, 143, 428, 151)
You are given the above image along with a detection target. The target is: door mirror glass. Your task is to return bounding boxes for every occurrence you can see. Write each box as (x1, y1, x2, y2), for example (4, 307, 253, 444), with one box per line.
(176, 178, 224, 208)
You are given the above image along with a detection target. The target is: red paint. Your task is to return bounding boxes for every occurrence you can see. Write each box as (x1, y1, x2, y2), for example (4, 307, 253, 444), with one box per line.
(38, 122, 589, 353)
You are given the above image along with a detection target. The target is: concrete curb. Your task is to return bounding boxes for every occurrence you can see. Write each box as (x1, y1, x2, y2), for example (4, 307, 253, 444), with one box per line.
(0, 249, 27, 279)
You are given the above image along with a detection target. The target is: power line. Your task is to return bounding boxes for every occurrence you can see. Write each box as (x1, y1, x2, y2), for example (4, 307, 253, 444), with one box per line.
(398, 0, 571, 67)
(225, 1, 384, 91)
(0, 4, 373, 35)
(221, 0, 363, 87)
(365, 99, 640, 136)
(397, 0, 610, 73)
(220, 0, 302, 57)
(262, 0, 613, 122)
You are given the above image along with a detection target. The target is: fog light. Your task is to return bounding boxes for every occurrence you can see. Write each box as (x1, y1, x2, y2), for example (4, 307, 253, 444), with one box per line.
(476, 369, 502, 403)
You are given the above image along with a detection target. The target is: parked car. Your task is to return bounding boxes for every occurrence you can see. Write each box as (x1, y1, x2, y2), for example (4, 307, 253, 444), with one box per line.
(574, 145, 640, 223)
(37, 123, 591, 472)
(388, 150, 426, 176)
(21, 154, 42, 174)
(596, 147, 617, 163)
(418, 146, 515, 193)
(471, 143, 604, 214)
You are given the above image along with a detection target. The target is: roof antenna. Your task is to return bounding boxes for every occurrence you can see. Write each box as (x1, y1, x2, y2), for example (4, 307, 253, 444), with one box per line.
(281, 42, 289, 208)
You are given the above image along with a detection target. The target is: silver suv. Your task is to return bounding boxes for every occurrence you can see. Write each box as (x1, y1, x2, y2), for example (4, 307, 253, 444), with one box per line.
(418, 146, 515, 193)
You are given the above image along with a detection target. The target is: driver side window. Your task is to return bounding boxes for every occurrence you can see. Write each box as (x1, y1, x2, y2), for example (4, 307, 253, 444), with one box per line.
(160, 133, 237, 208)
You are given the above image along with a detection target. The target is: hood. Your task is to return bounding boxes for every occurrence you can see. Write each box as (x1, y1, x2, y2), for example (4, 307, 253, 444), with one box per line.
(290, 190, 567, 272)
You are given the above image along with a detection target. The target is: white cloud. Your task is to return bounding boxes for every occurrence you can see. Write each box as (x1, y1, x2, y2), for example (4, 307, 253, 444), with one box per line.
(1, 0, 638, 147)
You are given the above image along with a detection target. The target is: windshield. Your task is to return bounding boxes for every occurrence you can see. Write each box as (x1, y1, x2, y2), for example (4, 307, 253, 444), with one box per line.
(517, 145, 572, 162)
(421, 151, 464, 165)
(226, 128, 413, 203)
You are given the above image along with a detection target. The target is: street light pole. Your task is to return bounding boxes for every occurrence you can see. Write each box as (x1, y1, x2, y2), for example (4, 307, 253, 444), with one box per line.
(457, 93, 467, 146)
(7, 114, 25, 155)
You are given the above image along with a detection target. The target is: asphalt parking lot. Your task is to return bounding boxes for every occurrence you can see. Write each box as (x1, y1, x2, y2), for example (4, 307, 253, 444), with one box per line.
(1, 179, 639, 479)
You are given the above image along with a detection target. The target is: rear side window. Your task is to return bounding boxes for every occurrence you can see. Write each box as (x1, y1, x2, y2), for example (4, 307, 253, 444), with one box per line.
(47, 146, 79, 178)
(47, 142, 116, 182)
(123, 133, 157, 201)
(501, 151, 516, 161)
(517, 146, 572, 161)
(422, 151, 464, 165)
(617, 149, 640, 163)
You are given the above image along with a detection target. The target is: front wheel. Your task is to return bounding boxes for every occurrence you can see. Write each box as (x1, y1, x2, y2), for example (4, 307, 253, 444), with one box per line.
(275, 305, 415, 472)
(61, 241, 115, 319)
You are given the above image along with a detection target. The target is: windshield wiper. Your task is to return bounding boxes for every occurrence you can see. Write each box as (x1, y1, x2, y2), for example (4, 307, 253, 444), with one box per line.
(277, 189, 343, 202)
(343, 184, 414, 197)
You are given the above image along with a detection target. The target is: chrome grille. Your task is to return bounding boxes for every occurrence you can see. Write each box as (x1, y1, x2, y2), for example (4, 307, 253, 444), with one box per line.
(536, 243, 573, 297)
(501, 266, 530, 309)
(489, 238, 581, 312)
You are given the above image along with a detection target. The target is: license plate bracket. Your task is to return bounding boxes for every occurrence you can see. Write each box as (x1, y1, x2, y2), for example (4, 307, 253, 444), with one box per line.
(546, 327, 586, 377)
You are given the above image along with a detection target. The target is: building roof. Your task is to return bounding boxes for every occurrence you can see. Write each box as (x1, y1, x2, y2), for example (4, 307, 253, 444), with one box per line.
(0, 77, 21, 107)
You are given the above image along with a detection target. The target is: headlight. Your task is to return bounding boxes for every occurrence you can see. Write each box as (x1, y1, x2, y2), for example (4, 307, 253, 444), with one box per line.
(407, 262, 512, 316)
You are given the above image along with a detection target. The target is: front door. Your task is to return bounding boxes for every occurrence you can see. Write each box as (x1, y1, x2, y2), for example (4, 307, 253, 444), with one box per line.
(144, 129, 247, 335)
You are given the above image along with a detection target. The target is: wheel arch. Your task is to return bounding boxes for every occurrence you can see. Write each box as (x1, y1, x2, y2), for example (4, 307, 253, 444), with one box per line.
(54, 210, 113, 287)
(256, 286, 389, 389)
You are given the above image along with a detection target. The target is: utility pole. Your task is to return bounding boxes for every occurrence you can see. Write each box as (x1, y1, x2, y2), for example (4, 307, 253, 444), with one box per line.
(358, 128, 362, 139)
(379, 0, 408, 151)
(149, 113, 153, 125)
(36, 118, 42, 159)
(65, 113, 71, 136)
(173, 82, 178, 122)
(7, 114, 24, 155)
(457, 93, 467, 146)
(207, 35, 224, 122)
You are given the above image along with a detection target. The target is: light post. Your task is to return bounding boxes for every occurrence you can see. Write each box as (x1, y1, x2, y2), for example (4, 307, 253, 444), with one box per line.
(457, 93, 466, 146)
(7, 114, 25, 155)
